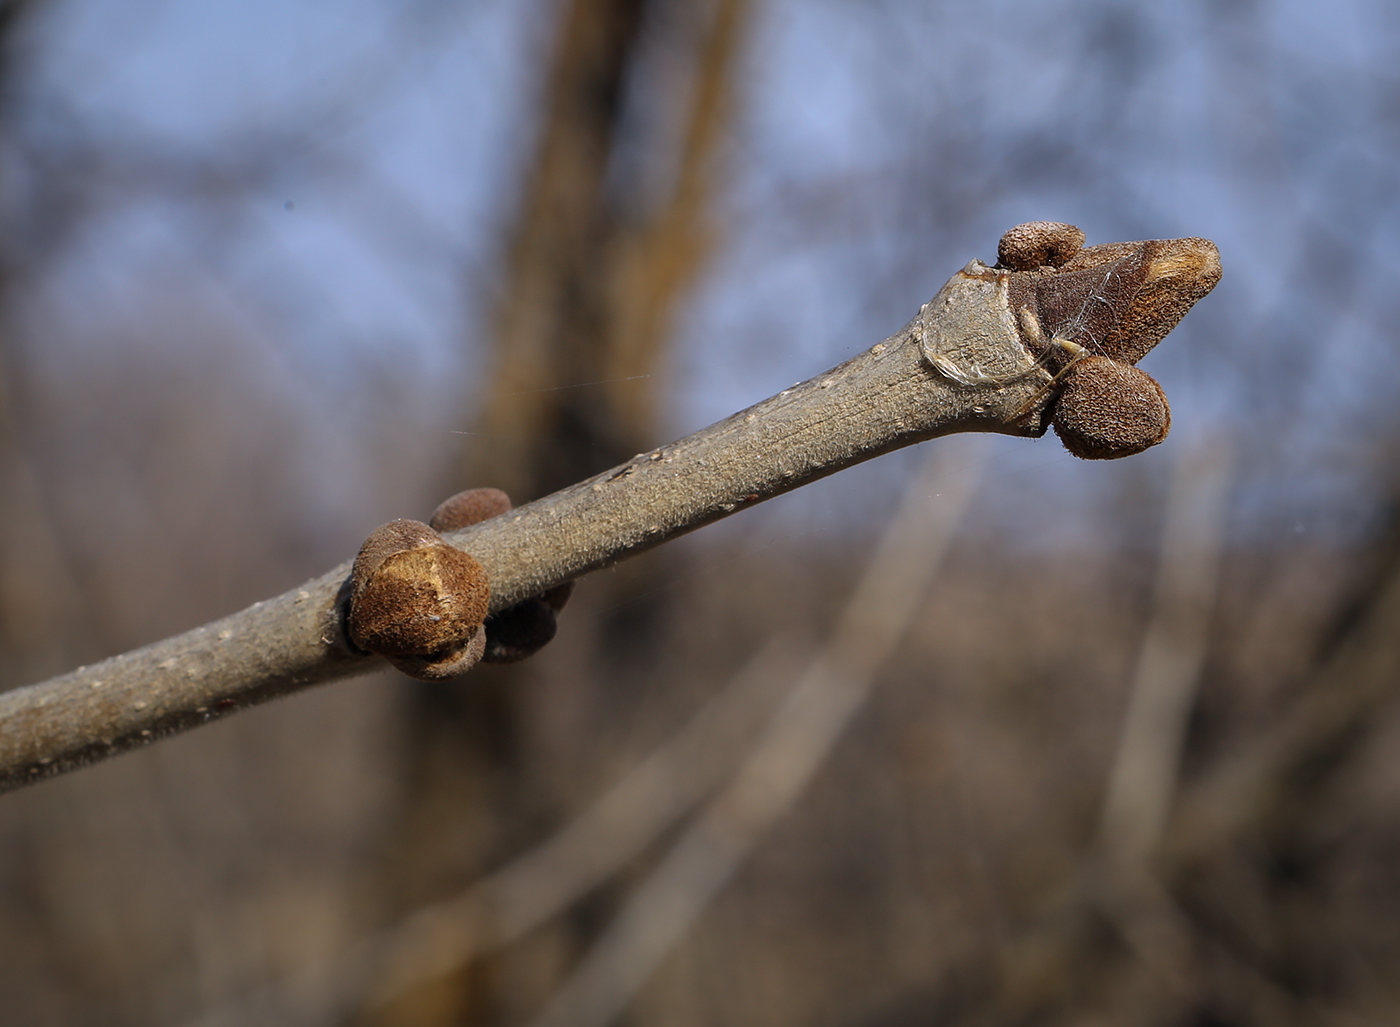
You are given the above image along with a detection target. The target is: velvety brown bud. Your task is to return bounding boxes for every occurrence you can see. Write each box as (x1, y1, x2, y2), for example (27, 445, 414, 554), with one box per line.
(347, 519, 490, 680)
(429, 488, 513, 532)
(384, 629, 487, 681)
(430, 488, 575, 664)
(1052, 356, 1171, 460)
(482, 598, 559, 663)
(1054, 237, 1222, 366)
(997, 222, 1086, 271)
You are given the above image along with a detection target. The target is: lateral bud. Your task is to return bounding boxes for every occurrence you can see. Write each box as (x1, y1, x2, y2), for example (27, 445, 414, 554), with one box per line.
(430, 488, 574, 663)
(346, 519, 490, 680)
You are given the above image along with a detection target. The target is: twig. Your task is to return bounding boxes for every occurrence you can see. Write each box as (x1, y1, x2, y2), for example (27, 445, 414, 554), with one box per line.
(0, 279, 1047, 791)
(0, 226, 1220, 791)
(523, 439, 983, 1027)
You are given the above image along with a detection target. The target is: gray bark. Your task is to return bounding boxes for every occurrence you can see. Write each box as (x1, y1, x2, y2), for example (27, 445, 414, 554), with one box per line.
(0, 280, 1055, 792)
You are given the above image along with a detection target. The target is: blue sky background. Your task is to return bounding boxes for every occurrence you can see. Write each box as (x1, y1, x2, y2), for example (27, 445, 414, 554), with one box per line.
(10, 0, 1400, 573)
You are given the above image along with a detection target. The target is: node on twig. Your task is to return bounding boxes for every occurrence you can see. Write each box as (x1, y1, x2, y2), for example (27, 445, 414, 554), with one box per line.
(346, 519, 489, 680)
(926, 222, 1220, 460)
(430, 487, 575, 664)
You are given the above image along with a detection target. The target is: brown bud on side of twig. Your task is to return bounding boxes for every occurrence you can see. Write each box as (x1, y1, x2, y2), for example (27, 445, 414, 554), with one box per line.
(430, 488, 574, 664)
(347, 519, 490, 680)
(997, 221, 1087, 271)
(476, 580, 577, 663)
(477, 596, 560, 663)
(429, 487, 512, 531)
(1051, 356, 1171, 460)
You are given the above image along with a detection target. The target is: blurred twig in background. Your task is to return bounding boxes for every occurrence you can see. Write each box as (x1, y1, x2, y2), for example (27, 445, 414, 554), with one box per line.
(470, 0, 749, 498)
(372, 2, 753, 1023)
(524, 440, 983, 1027)
(180, 640, 800, 1027)
(1089, 438, 1235, 1005)
(6, 2, 1400, 1026)
(990, 437, 1235, 1024)
(1159, 499, 1400, 1023)
(179, 438, 980, 1027)
(1099, 437, 1233, 871)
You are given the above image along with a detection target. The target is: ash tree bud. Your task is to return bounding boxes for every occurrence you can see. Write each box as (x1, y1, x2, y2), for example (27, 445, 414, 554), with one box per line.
(346, 519, 490, 680)
(430, 488, 574, 664)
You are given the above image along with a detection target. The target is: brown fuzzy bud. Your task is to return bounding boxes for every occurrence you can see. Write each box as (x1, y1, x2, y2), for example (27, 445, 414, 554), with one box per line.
(347, 519, 490, 680)
(997, 221, 1086, 271)
(478, 581, 577, 664)
(480, 598, 559, 663)
(429, 488, 575, 664)
(429, 488, 513, 532)
(1056, 237, 1222, 366)
(1052, 356, 1171, 460)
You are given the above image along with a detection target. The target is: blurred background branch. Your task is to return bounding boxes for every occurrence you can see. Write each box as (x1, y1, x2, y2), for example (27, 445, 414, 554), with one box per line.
(522, 439, 982, 1027)
(2, 1, 1400, 1026)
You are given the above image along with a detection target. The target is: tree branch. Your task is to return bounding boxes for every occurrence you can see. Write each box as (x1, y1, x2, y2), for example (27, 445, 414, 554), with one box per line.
(0, 227, 1221, 792)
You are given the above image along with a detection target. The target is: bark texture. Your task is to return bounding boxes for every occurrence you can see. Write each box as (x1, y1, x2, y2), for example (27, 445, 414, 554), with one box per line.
(0, 305, 1054, 792)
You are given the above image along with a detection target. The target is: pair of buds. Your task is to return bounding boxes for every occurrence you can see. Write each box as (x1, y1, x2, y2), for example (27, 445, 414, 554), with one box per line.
(992, 221, 1221, 460)
(343, 488, 571, 680)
